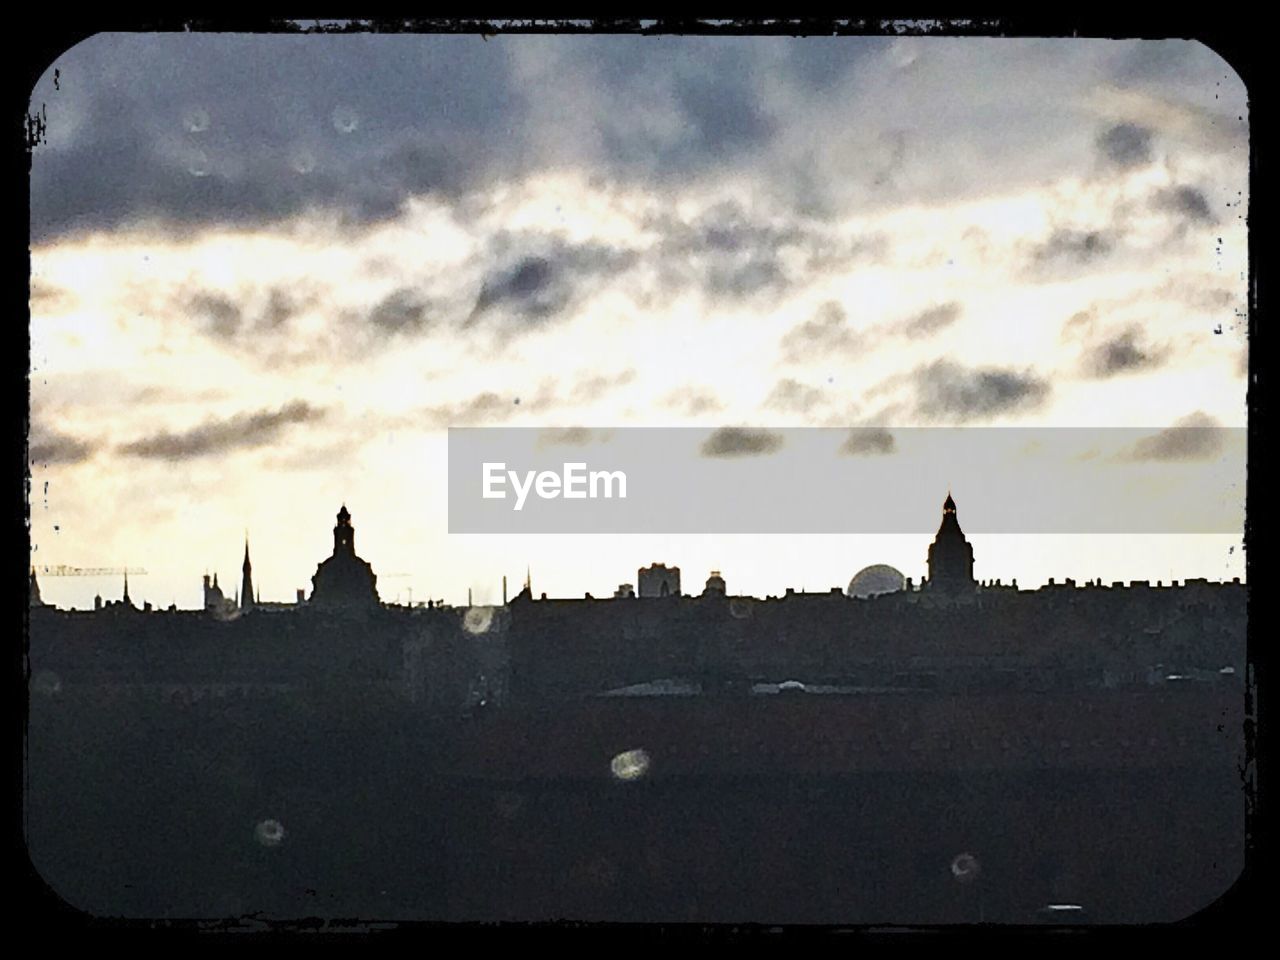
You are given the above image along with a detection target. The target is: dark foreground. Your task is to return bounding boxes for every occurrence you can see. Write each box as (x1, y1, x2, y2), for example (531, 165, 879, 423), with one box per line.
(25, 689, 1247, 925)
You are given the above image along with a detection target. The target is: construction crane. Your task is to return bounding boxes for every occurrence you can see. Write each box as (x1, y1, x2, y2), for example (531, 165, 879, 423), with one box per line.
(35, 565, 148, 577)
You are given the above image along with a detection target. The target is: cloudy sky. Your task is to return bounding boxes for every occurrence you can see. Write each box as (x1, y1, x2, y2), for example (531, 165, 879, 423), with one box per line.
(28, 32, 1248, 609)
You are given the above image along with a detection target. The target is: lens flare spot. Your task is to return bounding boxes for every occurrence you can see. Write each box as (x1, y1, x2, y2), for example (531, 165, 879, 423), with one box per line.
(32, 670, 62, 696)
(255, 819, 285, 847)
(332, 106, 359, 133)
(463, 605, 495, 634)
(950, 852, 980, 882)
(182, 107, 210, 133)
(610, 748, 650, 781)
(290, 148, 317, 175)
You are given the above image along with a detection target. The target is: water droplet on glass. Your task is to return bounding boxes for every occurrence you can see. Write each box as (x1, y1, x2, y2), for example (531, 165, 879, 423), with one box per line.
(187, 149, 211, 177)
(291, 148, 317, 175)
(255, 819, 285, 847)
(462, 606, 495, 634)
(610, 748, 650, 781)
(332, 106, 359, 133)
(32, 670, 62, 696)
(950, 852, 980, 882)
(183, 107, 210, 133)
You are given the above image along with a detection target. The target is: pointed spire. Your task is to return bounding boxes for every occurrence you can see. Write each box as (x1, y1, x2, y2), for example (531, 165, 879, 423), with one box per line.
(123, 569, 131, 604)
(241, 533, 254, 611)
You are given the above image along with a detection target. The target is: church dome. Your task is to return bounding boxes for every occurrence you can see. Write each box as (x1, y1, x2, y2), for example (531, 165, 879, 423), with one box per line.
(847, 564, 907, 599)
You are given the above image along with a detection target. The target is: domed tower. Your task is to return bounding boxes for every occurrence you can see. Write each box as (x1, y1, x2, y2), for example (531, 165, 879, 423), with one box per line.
(309, 505, 380, 611)
(926, 492, 975, 592)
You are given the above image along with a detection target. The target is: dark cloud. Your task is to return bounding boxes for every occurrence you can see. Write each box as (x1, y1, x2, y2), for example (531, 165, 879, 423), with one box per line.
(591, 39, 784, 181)
(187, 291, 242, 339)
(913, 360, 1050, 421)
(29, 280, 73, 313)
(765, 379, 826, 415)
(1154, 185, 1214, 224)
(29, 35, 1244, 247)
(29, 426, 96, 466)
(29, 36, 793, 243)
(661, 387, 723, 417)
(471, 234, 637, 324)
(903, 302, 960, 338)
(423, 392, 516, 427)
(672, 60, 775, 158)
(369, 287, 431, 333)
(1034, 229, 1115, 266)
(536, 427, 599, 447)
(1126, 411, 1226, 461)
(649, 200, 814, 303)
(1061, 308, 1096, 340)
(839, 427, 895, 456)
(781, 301, 863, 362)
(568, 369, 636, 404)
(701, 427, 784, 458)
(30, 35, 524, 242)
(1112, 40, 1220, 83)
(1083, 326, 1170, 377)
(118, 400, 325, 460)
(260, 288, 306, 330)
(1097, 123, 1153, 167)
(781, 35, 879, 90)
(422, 382, 558, 427)
(187, 286, 316, 341)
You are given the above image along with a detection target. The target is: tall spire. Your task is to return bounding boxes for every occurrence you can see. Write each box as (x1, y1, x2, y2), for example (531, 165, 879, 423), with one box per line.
(241, 535, 254, 611)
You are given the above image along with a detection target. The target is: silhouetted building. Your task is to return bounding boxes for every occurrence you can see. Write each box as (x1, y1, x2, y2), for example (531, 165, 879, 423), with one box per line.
(29, 567, 47, 608)
(703, 571, 727, 596)
(203, 572, 224, 611)
(310, 505, 380, 611)
(926, 493, 975, 592)
(241, 539, 254, 612)
(639, 563, 680, 598)
(614, 583, 635, 598)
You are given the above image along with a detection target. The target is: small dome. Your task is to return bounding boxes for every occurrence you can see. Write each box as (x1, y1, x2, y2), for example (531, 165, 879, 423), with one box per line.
(847, 564, 907, 599)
